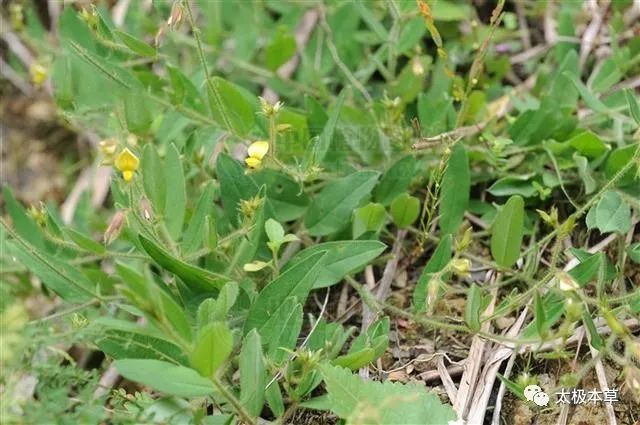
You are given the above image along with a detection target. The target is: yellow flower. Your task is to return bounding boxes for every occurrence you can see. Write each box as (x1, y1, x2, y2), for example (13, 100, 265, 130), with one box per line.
(115, 148, 139, 182)
(245, 140, 269, 169)
(29, 63, 47, 86)
(245, 157, 262, 169)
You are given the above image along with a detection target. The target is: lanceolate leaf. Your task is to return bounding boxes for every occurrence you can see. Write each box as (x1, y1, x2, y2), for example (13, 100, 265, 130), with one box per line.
(305, 171, 380, 236)
(164, 144, 187, 239)
(413, 234, 452, 311)
(283, 240, 386, 288)
(439, 144, 470, 234)
(115, 359, 214, 397)
(244, 251, 326, 336)
(490, 195, 525, 268)
(240, 330, 266, 417)
(139, 235, 226, 292)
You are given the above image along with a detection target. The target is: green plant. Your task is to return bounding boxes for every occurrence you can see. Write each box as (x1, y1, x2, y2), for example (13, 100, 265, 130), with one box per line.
(2, 0, 640, 424)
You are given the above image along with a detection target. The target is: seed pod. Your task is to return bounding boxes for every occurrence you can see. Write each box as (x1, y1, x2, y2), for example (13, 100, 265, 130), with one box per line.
(104, 210, 126, 245)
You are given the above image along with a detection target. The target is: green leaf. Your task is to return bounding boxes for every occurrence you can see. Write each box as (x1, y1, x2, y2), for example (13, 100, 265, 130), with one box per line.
(114, 30, 157, 57)
(6, 238, 94, 303)
(283, 240, 386, 288)
(265, 381, 285, 418)
(413, 234, 452, 311)
(252, 169, 309, 222)
(266, 298, 303, 363)
(183, 182, 216, 254)
(534, 292, 548, 339)
(244, 251, 326, 337)
(264, 26, 296, 71)
(582, 311, 603, 350)
(115, 359, 214, 397)
(464, 283, 482, 331)
(190, 322, 233, 378)
(352, 203, 386, 238)
(240, 330, 266, 417)
(574, 153, 596, 194)
(605, 144, 639, 186)
(490, 195, 525, 268)
(309, 91, 346, 167)
(305, 171, 380, 236)
(390, 193, 420, 228)
(374, 155, 416, 206)
(123, 93, 152, 134)
(197, 282, 239, 326)
(139, 235, 225, 292)
(628, 243, 640, 264)
(586, 191, 631, 234)
(3, 186, 45, 250)
(65, 228, 106, 254)
(563, 71, 609, 113)
(142, 144, 165, 212)
(320, 364, 456, 425)
(164, 144, 186, 239)
(332, 348, 375, 370)
(208, 77, 255, 136)
(92, 318, 185, 363)
(488, 176, 537, 198)
(439, 144, 470, 234)
(567, 130, 608, 158)
(624, 88, 640, 125)
(217, 153, 259, 224)
(265, 219, 285, 245)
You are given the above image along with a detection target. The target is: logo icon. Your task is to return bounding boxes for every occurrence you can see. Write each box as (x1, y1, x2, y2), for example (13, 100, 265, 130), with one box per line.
(524, 384, 549, 407)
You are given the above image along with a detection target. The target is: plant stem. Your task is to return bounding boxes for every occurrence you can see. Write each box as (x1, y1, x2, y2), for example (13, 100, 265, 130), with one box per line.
(183, 0, 234, 132)
(212, 377, 256, 425)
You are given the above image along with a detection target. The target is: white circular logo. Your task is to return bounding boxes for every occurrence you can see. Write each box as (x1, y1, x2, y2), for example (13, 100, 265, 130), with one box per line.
(524, 384, 549, 406)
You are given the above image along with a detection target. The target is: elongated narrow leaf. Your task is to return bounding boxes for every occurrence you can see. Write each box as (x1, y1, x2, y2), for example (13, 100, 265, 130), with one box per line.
(490, 195, 524, 268)
(563, 72, 609, 113)
(7, 240, 94, 303)
(413, 234, 452, 311)
(283, 240, 386, 288)
(164, 144, 186, 239)
(311, 91, 346, 166)
(244, 251, 326, 336)
(139, 235, 225, 292)
(182, 182, 215, 254)
(114, 30, 157, 57)
(464, 283, 482, 331)
(240, 330, 266, 417)
(3, 187, 45, 250)
(305, 171, 380, 236)
(142, 144, 165, 212)
(115, 359, 214, 397)
(266, 299, 303, 362)
(439, 144, 470, 234)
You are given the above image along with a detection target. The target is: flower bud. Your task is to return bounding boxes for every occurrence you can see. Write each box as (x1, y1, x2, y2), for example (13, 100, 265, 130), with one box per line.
(139, 198, 153, 221)
(104, 210, 126, 245)
(451, 258, 471, 278)
(29, 63, 48, 86)
(602, 308, 629, 337)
